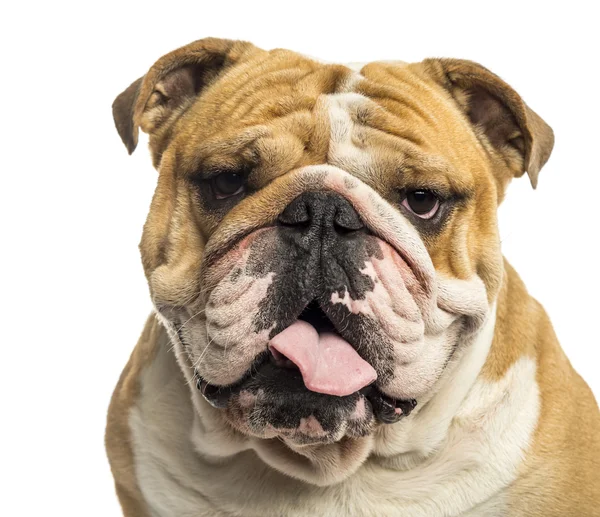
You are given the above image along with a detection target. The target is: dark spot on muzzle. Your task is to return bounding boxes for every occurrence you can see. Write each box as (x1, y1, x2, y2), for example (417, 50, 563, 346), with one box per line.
(249, 192, 384, 337)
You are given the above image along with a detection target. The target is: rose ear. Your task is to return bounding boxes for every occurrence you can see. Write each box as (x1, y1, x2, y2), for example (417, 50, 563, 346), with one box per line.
(423, 58, 554, 189)
(112, 77, 143, 154)
(112, 38, 256, 156)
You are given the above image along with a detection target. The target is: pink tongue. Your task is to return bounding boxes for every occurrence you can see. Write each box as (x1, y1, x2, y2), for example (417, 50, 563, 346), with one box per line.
(269, 320, 377, 397)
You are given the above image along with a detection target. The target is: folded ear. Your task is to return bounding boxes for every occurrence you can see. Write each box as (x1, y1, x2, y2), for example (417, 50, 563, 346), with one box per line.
(112, 37, 256, 155)
(423, 58, 554, 189)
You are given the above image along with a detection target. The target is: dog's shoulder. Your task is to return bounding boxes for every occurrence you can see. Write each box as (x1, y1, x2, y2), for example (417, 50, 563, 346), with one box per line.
(495, 264, 600, 515)
(510, 331, 600, 515)
(105, 315, 162, 517)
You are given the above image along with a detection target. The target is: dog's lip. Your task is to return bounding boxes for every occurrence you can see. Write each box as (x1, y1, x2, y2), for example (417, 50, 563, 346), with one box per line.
(185, 297, 418, 429)
(194, 361, 417, 423)
(190, 301, 418, 421)
(194, 351, 271, 408)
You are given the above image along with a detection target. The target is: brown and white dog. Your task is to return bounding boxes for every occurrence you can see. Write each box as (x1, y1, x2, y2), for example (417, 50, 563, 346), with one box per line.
(106, 38, 600, 516)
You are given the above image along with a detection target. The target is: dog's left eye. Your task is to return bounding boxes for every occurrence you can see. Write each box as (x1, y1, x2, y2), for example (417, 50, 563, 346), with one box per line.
(402, 189, 440, 219)
(212, 172, 246, 199)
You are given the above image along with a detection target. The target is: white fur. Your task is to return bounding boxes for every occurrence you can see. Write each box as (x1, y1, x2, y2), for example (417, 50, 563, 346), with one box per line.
(341, 60, 409, 73)
(344, 62, 367, 72)
(324, 89, 374, 178)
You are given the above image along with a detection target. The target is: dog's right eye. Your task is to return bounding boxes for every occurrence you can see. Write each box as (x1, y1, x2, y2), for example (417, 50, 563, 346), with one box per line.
(211, 172, 246, 199)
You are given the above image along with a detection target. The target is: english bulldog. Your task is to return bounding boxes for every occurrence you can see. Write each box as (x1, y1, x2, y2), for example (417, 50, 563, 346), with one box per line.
(106, 38, 600, 516)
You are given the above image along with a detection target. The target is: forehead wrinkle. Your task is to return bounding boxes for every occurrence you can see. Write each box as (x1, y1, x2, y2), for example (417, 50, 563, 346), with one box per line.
(217, 62, 345, 127)
(175, 58, 322, 146)
(227, 77, 318, 125)
(175, 54, 484, 197)
(354, 91, 454, 157)
(209, 54, 319, 113)
(358, 64, 477, 142)
(361, 63, 442, 115)
(251, 132, 308, 187)
(329, 77, 436, 154)
(327, 101, 473, 195)
(322, 84, 466, 193)
(350, 65, 488, 189)
(176, 126, 268, 176)
(176, 63, 343, 176)
(179, 91, 332, 184)
(357, 81, 440, 130)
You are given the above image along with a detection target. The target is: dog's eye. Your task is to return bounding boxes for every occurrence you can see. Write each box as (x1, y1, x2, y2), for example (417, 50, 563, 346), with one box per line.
(402, 190, 440, 219)
(212, 172, 245, 199)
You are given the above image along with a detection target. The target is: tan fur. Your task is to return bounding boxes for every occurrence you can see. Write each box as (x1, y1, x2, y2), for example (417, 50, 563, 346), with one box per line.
(106, 38, 599, 516)
(500, 267, 600, 515)
(105, 317, 160, 517)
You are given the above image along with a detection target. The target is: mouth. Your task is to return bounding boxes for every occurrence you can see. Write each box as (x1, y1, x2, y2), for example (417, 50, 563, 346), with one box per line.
(195, 300, 417, 432)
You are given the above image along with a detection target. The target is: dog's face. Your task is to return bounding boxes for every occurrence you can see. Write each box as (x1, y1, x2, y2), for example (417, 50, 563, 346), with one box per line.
(114, 39, 553, 446)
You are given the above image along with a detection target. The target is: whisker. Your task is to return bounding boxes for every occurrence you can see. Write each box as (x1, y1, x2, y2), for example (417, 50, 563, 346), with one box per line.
(176, 307, 207, 333)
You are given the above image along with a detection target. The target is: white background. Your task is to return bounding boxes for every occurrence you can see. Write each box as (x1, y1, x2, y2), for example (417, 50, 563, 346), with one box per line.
(1, 1, 598, 515)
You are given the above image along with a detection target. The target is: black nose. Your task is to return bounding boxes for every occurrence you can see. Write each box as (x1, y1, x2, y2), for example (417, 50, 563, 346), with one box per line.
(278, 192, 364, 235)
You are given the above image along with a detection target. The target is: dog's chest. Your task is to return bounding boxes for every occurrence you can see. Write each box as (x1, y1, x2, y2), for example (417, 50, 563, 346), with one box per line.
(129, 338, 539, 517)
(131, 409, 509, 517)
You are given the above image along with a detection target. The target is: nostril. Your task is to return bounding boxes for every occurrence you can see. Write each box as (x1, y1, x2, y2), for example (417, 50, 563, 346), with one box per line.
(333, 210, 364, 234)
(278, 198, 311, 227)
(278, 216, 311, 228)
(333, 220, 362, 235)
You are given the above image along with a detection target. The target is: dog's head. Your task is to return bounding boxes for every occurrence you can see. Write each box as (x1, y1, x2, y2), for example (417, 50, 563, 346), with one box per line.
(114, 39, 552, 449)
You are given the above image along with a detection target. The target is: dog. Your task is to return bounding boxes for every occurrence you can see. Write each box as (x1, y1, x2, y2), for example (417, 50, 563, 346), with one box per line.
(106, 38, 600, 516)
